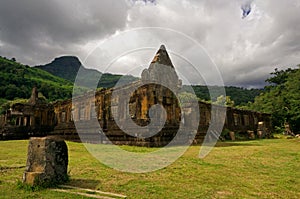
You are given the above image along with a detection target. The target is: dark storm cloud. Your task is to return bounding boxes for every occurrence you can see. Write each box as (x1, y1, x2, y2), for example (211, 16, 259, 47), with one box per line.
(0, 0, 300, 88)
(0, 0, 129, 65)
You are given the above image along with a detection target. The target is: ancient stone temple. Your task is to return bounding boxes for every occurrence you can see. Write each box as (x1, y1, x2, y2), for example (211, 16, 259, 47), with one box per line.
(51, 45, 272, 145)
(0, 45, 272, 144)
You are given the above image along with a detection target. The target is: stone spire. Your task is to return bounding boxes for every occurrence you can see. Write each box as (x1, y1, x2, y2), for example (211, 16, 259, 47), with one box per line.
(141, 45, 182, 91)
(151, 45, 174, 68)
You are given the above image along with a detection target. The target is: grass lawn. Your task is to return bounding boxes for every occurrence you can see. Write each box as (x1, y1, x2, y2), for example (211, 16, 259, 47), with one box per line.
(0, 138, 299, 198)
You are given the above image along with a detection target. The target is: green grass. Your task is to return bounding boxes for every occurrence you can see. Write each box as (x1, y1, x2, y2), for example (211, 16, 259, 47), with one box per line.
(0, 138, 299, 198)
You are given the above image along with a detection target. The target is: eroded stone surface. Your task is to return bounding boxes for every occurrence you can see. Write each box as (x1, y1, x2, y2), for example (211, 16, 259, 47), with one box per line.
(23, 137, 68, 186)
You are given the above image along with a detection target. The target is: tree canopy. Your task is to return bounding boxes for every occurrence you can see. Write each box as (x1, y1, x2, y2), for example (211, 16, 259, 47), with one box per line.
(249, 66, 300, 133)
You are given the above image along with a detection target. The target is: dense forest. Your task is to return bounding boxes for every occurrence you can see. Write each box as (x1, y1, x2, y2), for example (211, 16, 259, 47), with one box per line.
(189, 85, 262, 106)
(248, 66, 300, 133)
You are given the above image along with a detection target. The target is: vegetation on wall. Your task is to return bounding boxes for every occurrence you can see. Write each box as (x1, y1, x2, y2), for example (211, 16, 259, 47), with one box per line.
(213, 95, 235, 106)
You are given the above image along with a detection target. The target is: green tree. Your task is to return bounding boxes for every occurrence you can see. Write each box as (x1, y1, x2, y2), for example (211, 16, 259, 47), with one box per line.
(214, 95, 235, 106)
(249, 66, 300, 133)
(178, 92, 199, 103)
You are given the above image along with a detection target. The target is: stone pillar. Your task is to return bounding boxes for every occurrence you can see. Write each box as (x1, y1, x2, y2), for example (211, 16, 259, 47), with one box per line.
(23, 137, 68, 186)
(30, 116, 35, 126)
(257, 131, 263, 139)
(248, 130, 255, 139)
(257, 122, 265, 138)
(229, 131, 235, 141)
(19, 117, 22, 126)
(24, 117, 27, 127)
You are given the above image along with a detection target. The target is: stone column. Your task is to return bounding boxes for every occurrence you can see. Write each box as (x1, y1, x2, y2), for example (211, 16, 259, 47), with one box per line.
(229, 131, 235, 141)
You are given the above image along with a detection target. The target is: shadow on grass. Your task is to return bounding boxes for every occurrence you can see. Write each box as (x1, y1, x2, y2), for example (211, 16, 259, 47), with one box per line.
(202, 141, 264, 148)
(66, 178, 100, 189)
(0, 166, 26, 171)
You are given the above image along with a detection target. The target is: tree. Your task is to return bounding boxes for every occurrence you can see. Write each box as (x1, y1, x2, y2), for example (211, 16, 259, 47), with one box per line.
(214, 95, 235, 107)
(266, 68, 296, 86)
(178, 92, 199, 103)
(249, 66, 300, 133)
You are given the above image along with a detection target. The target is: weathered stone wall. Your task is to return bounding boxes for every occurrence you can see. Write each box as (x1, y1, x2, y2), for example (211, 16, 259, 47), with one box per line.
(51, 81, 272, 146)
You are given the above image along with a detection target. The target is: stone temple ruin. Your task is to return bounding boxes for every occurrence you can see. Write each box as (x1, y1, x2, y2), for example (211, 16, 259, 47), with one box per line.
(0, 87, 54, 139)
(0, 45, 272, 145)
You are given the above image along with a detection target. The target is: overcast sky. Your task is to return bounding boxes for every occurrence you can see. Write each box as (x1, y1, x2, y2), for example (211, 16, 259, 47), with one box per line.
(0, 0, 299, 88)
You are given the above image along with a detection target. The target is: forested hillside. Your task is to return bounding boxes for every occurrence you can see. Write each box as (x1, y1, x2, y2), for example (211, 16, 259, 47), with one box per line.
(0, 57, 74, 103)
(188, 85, 262, 106)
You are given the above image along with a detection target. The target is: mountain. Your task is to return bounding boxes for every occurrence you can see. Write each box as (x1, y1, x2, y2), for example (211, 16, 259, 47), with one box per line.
(0, 56, 74, 103)
(35, 56, 138, 88)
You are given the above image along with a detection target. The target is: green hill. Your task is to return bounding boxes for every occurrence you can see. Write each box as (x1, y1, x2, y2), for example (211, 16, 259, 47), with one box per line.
(35, 56, 138, 88)
(0, 56, 74, 102)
